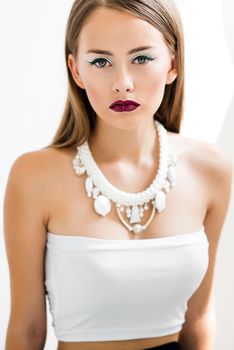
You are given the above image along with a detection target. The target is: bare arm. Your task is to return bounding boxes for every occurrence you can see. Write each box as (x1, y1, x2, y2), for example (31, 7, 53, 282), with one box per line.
(179, 144, 233, 350)
(3, 151, 50, 349)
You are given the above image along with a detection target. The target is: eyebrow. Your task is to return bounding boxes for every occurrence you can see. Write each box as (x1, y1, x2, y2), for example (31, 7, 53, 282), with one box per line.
(86, 45, 156, 56)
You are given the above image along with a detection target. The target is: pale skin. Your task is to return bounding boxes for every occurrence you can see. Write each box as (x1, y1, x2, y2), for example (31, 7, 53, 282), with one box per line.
(3, 6, 233, 350)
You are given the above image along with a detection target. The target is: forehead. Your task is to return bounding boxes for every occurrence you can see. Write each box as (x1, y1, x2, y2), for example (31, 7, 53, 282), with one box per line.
(78, 7, 166, 50)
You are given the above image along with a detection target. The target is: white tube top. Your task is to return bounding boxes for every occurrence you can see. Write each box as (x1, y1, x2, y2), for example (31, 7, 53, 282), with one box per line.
(44, 226, 209, 342)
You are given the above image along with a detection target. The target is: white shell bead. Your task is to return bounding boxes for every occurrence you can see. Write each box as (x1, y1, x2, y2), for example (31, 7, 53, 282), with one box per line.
(163, 180, 170, 193)
(154, 190, 166, 212)
(145, 188, 152, 196)
(76, 167, 86, 176)
(133, 224, 143, 233)
(149, 184, 157, 194)
(85, 177, 93, 197)
(167, 166, 176, 184)
(94, 195, 111, 216)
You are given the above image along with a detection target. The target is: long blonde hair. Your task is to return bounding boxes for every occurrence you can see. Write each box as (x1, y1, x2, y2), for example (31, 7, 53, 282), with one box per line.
(45, 0, 184, 150)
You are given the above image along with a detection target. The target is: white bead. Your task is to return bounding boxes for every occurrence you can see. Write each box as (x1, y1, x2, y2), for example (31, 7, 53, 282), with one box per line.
(133, 224, 143, 233)
(149, 184, 157, 194)
(94, 195, 111, 216)
(130, 205, 141, 224)
(154, 190, 166, 212)
(163, 180, 170, 193)
(167, 166, 176, 184)
(145, 188, 152, 196)
(85, 177, 93, 197)
(76, 166, 86, 176)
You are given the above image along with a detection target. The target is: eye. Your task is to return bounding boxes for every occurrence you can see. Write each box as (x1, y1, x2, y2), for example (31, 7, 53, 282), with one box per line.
(88, 55, 156, 69)
(88, 58, 111, 69)
(133, 55, 156, 65)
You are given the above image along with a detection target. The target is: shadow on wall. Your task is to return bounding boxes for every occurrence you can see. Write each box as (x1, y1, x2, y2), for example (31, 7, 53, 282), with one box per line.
(218, 97, 234, 152)
(215, 95, 234, 350)
(214, 2, 234, 350)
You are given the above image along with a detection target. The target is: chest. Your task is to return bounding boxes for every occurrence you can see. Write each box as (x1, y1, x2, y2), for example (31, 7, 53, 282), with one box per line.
(46, 145, 209, 239)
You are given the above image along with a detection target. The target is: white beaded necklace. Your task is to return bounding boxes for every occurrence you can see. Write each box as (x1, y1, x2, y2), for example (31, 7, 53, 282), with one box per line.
(72, 120, 178, 235)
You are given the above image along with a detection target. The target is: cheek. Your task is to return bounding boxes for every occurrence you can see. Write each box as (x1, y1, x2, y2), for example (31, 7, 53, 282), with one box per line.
(143, 73, 165, 91)
(142, 63, 168, 88)
(76, 63, 104, 102)
(83, 82, 105, 111)
(140, 67, 168, 112)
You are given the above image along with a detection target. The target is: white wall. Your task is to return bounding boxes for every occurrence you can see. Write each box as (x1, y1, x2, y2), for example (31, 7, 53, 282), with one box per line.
(214, 1, 234, 348)
(0, 1, 233, 349)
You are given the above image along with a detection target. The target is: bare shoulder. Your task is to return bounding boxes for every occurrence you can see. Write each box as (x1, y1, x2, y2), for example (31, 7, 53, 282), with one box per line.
(10, 146, 71, 173)
(3, 146, 73, 340)
(169, 131, 233, 229)
(8, 147, 56, 182)
(8, 146, 74, 189)
(173, 133, 233, 328)
(169, 131, 233, 192)
(4, 149, 47, 340)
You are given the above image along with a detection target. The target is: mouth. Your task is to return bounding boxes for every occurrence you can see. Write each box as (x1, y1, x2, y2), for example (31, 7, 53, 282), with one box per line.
(110, 104, 140, 112)
(109, 99, 140, 112)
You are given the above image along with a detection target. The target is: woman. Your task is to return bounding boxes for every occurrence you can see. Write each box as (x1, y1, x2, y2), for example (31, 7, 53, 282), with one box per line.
(4, 0, 232, 349)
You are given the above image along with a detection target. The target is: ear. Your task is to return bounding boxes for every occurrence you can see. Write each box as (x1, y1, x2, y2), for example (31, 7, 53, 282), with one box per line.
(166, 54, 177, 85)
(67, 54, 85, 89)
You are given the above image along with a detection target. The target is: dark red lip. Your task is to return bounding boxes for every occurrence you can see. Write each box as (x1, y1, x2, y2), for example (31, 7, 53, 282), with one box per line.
(109, 99, 140, 108)
(110, 104, 139, 112)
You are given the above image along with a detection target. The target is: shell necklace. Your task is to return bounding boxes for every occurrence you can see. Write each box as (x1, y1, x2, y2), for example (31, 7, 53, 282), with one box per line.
(72, 120, 178, 235)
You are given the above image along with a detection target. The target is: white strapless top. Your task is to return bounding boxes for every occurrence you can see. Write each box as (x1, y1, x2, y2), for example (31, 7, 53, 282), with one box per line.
(44, 226, 209, 342)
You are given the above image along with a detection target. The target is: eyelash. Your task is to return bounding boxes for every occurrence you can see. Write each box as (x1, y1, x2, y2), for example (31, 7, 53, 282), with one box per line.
(88, 55, 156, 69)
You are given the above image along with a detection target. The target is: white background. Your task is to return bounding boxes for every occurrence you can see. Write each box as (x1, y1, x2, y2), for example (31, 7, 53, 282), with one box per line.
(0, 1, 233, 349)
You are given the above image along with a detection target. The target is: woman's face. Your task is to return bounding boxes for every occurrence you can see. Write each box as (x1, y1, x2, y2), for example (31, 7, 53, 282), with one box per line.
(68, 7, 177, 130)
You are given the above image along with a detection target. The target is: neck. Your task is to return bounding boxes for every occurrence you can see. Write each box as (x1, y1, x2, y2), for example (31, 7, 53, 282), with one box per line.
(88, 117, 159, 167)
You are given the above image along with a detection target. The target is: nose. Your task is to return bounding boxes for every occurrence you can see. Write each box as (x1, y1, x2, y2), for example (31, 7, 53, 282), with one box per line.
(112, 67, 134, 93)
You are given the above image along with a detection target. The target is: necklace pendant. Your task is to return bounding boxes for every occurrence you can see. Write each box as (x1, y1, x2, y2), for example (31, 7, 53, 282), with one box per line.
(116, 201, 156, 234)
(129, 205, 141, 224)
(154, 190, 166, 212)
(133, 224, 144, 234)
(72, 155, 86, 176)
(94, 195, 111, 216)
(85, 177, 93, 197)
